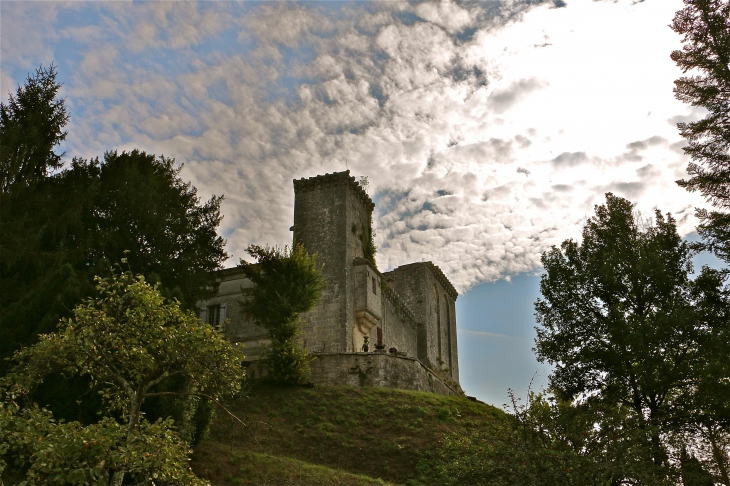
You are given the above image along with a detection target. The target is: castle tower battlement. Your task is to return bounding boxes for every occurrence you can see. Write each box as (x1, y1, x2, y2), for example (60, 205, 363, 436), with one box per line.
(293, 171, 374, 212)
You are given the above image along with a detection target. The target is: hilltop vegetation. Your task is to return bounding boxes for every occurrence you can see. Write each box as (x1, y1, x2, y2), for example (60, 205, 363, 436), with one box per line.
(191, 383, 510, 485)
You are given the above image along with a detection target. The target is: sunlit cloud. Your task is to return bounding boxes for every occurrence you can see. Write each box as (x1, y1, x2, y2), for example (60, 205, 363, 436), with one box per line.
(1, 0, 708, 292)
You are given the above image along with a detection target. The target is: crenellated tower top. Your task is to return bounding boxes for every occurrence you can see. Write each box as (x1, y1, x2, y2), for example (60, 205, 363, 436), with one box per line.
(293, 171, 374, 212)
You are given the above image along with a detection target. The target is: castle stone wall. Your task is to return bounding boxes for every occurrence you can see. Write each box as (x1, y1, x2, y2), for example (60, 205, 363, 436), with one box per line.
(293, 174, 349, 353)
(379, 282, 419, 358)
(383, 262, 459, 383)
(308, 352, 460, 396)
(293, 172, 376, 354)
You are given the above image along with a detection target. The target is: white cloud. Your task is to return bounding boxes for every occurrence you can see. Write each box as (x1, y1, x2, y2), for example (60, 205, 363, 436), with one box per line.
(415, 0, 473, 34)
(1, 0, 712, 292)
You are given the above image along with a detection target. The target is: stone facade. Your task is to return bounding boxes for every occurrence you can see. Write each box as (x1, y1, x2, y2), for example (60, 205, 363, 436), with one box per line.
(198, 170, 461, 394)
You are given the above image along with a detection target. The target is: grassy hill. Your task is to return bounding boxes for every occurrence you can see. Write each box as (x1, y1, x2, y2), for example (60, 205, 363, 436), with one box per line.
(191, 383, 511, 485)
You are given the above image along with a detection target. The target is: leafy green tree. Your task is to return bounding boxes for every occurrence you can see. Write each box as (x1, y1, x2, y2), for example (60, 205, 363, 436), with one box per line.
(680, 447, 716, 486)
(534, 193, 730, 481)
(239, 244, 325, 385)
(1, 271, 245, 485)
(0, 63, 68, 192)
(0, 151, 228, 367)
(83, 150, 228, 308)
(672, 0, 730, 260)
(435, 388, 681, 486)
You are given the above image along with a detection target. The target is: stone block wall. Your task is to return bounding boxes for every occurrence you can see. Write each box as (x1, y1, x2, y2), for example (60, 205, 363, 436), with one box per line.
(293, 171, 376, 354)
(308, 352, 461, 396)
(379, 282, 419, 358)
(383, 262, 459, 383)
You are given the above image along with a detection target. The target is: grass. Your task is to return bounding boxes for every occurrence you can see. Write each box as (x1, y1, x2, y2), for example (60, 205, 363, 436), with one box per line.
(191, 383, 510, 485)
(194, 444, 393, 485)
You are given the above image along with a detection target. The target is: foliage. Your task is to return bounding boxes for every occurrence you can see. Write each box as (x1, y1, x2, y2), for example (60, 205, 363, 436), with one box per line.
(0, 64, 228, 377)
(1, 271, 245, 485)
(363, 214, 377, 268)
(534, 193, 730, 483)
(0, 150, 228, 368)
(435, 390, 604, 486)
(0, 63, 68, 192)
(672, 0, 730, 261)
(239, 244, 325, 384)
(434, 388, 720, 485)
(1, 399, 206, 486)
(82, 151, 227, 307)
(0, 64, 226, 455)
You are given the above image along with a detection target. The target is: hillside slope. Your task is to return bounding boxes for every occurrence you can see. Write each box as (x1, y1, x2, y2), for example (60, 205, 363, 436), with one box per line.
(191, 384, 510, 485)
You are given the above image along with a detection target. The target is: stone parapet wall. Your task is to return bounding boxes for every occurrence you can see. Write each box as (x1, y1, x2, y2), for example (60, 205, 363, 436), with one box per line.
(308, 352, 462, 396)
(293, 171, 374, 212)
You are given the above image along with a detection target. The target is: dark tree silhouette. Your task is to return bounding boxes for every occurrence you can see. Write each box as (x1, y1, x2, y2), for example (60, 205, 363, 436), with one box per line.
(672, 0, 730, 260)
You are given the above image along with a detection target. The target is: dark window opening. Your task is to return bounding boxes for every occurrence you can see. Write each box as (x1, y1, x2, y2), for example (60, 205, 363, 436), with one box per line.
(446, 295, 452, 375)
(207, 304, 221, 326)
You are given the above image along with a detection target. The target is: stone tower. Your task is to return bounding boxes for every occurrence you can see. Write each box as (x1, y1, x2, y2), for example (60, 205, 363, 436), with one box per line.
(292, 171, 378, 354)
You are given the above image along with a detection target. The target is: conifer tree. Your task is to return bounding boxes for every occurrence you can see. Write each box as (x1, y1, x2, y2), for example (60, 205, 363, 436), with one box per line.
(0, 63, 68, 192)
(672, 0, 730, 260)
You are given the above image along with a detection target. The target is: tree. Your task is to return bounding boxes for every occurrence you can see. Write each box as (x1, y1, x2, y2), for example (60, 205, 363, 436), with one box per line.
(1, 271, 245, 485)
(84, 150, 228, 308)
(0, 64, 228, 448)
(672, 0, 730, 260)
(239, 244, 325, 385)
(0, 63, 68, 192)
(534, 193, 730, 481)
(436, 388, 687, 485)
(0, 150, 228, 369)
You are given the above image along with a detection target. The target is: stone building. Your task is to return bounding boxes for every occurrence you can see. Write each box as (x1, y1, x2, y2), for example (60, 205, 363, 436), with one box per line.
(198, 171, 461, 395)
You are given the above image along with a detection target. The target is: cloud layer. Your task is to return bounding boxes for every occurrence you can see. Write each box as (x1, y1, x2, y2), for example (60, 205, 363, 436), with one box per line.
(1, 0, 709, 291)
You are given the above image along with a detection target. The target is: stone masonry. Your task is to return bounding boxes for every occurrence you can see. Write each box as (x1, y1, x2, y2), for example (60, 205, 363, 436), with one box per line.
(198, 171, 461, 395)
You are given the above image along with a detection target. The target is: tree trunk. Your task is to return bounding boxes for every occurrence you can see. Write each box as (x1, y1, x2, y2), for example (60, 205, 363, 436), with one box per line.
(709, 429, 730, 486)
(110, 471, 125, 486)
(110, 392, 144, 486)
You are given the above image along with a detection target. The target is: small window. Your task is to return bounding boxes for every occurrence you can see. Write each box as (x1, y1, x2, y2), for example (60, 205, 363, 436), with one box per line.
(207, 304, 221, 326)
(372, 276, 377, 294)
(206, 303, 227, 330)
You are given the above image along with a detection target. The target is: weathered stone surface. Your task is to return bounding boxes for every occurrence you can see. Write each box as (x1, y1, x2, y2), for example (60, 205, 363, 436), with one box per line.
(308, 352, 461, 396)
(198, 170, 462, 395)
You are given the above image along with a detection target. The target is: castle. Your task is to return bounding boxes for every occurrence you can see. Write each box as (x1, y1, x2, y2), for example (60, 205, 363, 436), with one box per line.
(198, 171, 461, 395)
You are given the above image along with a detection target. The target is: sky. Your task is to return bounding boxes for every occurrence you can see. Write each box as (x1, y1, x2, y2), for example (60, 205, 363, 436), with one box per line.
(1, 0, 724, 407)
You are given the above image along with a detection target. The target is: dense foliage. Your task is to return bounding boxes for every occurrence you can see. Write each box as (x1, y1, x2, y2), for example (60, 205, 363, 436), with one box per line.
(672, 0, 730, 262)
(239, 244, 325, 385)
(0, 271, 245, 485)
(533, 193, 730, 484)
(0, 65, 227, 370)
(0, 64, 229, 452)
(0, 151, 228, 366)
